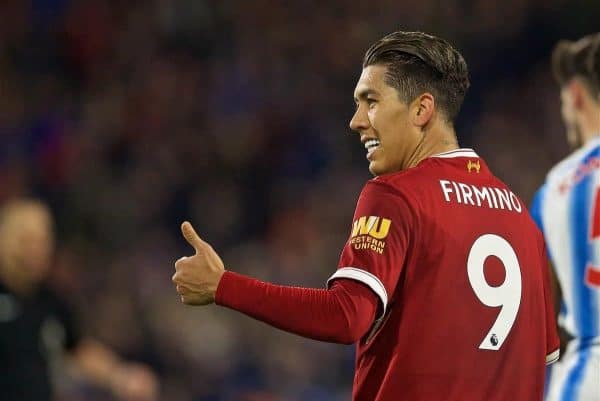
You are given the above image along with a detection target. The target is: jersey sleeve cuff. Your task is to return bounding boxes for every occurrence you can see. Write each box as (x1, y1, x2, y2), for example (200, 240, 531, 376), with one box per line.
(215, 270, 242, 306)
(327, 267, 388, 341)
(545, 348, 560, 365)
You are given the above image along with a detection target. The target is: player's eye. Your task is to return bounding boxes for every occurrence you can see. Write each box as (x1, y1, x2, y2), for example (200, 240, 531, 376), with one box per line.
(367, 98, 377, 107)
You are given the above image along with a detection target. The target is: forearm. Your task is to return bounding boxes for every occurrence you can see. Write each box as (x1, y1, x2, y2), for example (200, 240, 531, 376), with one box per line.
(215, 271, 378, 344)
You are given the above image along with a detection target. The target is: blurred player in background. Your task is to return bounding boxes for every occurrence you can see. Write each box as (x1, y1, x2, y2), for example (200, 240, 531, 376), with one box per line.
(173, 31, 559, 401)
(531, 33, 600, 401)
(0, 199, 159, 401)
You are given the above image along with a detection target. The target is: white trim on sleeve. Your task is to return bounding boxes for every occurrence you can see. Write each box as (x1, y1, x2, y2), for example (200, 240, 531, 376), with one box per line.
(327, 267, 388, 311)
(545, 348, 560, 365)
(327, 267, 389, 342)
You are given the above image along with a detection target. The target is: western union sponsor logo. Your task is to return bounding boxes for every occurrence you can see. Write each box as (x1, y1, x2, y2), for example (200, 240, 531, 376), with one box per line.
(351, 216, 391, 239)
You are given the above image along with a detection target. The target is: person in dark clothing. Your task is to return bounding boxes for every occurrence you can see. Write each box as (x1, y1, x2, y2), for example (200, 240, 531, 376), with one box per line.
(0, 198, 159, 401)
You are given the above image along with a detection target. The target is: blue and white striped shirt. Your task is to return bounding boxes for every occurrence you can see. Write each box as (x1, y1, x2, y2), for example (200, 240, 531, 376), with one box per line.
(531, 136, 600, 340)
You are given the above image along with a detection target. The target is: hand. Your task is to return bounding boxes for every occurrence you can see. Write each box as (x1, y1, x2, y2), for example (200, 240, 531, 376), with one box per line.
(111, 363, 158, 401)
(172, 221, 225, 305)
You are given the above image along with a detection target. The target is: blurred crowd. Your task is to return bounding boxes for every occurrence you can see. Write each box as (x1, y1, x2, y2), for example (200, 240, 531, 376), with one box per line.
(1, 0, 599, 400)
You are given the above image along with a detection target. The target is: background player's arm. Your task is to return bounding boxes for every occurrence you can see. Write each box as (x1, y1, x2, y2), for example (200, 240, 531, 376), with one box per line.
(548, 260, 571, 356)
(530, 188, 564, 358)
(68, 338, 158, 401)
(549, 260, 562, 323)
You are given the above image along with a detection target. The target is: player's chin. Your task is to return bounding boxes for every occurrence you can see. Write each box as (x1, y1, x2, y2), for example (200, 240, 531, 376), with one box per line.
(368, 161, 388, 177)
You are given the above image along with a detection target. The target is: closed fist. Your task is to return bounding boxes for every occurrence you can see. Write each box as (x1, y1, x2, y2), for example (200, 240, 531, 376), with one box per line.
(172, 221, 225, 305)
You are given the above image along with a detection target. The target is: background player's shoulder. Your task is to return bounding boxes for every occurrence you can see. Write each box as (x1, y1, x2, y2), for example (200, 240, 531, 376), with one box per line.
(547, 153, 579, 183)
(547, 137, 600, 183)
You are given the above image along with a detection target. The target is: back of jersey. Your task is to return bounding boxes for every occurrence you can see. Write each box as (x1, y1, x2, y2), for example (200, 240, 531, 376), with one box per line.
(532, 138, 600, 339)
(373, 149, 559, 401)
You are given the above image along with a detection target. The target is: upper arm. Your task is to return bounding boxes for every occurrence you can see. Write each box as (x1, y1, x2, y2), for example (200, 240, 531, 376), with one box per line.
(329, 181, 415, 334)
(329, 278, 379, 342)
(548, 258, 562, 322)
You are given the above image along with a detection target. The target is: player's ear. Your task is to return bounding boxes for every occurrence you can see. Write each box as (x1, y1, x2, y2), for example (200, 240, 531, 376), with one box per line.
(568, 79, 586, 110)
(411, 93, 435, 127)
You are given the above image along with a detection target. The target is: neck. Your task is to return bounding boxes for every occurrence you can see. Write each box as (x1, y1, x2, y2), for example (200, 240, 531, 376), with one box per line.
(0, 266, 37, 297)
(405, 126, 459, 169)
(580, 104, 600, 145)
(582, 131, 600, 145)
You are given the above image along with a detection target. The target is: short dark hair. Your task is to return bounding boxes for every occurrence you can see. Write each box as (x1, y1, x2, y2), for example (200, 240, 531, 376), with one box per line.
(363, 31, 470, 124)
(552, 33, 600, 97)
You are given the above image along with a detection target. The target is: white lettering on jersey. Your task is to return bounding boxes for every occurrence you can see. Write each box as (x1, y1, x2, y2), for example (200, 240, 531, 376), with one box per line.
(439, 180, 522, 213)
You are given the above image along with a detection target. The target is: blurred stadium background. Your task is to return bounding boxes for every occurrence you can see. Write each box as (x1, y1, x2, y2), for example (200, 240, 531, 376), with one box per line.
(1, 1, 599, 400)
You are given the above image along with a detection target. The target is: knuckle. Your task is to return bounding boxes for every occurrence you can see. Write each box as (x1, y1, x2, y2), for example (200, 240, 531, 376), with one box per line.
(175, 256, 187, 268)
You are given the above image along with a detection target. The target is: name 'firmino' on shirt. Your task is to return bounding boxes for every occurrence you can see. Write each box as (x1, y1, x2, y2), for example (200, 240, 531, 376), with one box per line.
(439, 179, 522, 213)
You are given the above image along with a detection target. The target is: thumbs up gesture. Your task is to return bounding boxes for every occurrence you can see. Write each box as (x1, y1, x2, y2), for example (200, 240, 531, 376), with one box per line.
(172, 221, 225, 305)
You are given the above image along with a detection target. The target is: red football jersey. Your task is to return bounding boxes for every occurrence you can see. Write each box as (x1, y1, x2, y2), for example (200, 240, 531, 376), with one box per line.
(328, 149, 560, 401)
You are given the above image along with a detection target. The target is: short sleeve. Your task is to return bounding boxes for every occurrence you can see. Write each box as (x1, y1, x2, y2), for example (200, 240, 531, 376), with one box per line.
(327, 180, 415, 336)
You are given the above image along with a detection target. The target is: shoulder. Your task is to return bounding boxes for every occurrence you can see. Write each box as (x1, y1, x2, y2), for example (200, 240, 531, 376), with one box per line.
(547, 138, 600, 182)
(546, 154, 578, 183)
(353, 177, 419, 226)
(368, 162, 433, 193)
(362, 172, 421, 208)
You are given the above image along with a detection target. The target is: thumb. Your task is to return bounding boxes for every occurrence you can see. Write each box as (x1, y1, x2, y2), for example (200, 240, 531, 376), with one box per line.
(181, 221, 204, 253)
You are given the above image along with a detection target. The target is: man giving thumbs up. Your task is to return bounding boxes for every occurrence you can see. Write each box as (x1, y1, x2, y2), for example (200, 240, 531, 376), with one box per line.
(172, 222, 225, 305)
(172, 30, 560, 401)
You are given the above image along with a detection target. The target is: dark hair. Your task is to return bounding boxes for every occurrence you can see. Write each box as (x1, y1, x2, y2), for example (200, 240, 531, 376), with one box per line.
(552, 33, 600, 97)
(363, 31, 470, 124)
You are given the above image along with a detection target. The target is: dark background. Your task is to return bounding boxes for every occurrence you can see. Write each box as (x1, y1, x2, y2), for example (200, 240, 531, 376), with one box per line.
(1, 1, 598, 400)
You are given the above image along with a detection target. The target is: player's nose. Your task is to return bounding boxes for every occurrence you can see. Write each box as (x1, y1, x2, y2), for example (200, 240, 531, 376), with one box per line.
(349, 107, 369, 133)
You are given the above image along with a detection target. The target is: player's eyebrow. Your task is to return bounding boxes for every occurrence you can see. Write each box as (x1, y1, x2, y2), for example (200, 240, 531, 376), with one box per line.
(354, 88, 378, 103)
